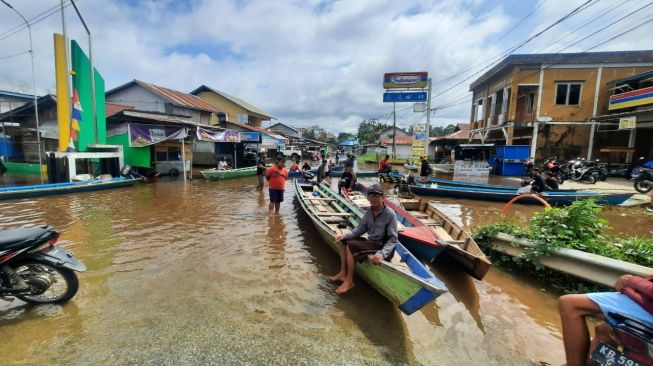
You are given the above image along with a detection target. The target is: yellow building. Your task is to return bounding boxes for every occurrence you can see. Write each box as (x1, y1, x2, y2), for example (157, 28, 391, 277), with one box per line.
(190, 85, 272, 128)
(468, 51, 653, 160)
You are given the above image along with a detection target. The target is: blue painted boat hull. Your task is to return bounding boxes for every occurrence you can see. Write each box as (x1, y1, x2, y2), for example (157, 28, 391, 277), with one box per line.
(0, 177, 138, 201)
(408, 184, 634, 205)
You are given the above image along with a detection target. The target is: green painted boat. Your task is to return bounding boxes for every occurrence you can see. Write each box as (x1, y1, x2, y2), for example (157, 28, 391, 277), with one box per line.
(200, 166, 257, 180)
(294, 180, 447, 315)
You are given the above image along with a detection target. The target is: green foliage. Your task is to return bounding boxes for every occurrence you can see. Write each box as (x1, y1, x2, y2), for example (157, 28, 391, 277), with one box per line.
(357, 119, 388, 144)
(303, 125, 327, 141)
(473, 199, 653, 285)
(430, 124, 456, 137)
(336, 132, 354, 143)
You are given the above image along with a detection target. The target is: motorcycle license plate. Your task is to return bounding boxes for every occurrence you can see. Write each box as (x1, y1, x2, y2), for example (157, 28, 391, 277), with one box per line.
(590, 343, 642, 366)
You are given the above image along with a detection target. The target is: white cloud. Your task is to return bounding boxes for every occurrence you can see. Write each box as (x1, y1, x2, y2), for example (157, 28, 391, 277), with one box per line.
(0, 0, 651, 134)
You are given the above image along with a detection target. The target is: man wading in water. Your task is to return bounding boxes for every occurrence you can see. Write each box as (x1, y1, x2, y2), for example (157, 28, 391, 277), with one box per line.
(265, 159, 288, 214)
(329, 184, 398, 294)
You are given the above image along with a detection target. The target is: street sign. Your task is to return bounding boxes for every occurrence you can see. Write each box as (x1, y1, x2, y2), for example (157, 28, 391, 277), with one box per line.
(413, 103, 427, 112)
(384, 72, 428, 89)
(383, 92, 427, 103)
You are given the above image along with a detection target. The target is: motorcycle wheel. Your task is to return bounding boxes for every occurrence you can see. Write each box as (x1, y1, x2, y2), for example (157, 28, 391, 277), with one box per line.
(556, 172, 565, 184)
(634, 178, 653, 193)
(584, 175, 596, 184)
(13, 261, 79, 304)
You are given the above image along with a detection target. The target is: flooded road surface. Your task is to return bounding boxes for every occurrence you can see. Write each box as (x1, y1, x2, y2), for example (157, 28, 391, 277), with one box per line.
(0, 172, 585, 365)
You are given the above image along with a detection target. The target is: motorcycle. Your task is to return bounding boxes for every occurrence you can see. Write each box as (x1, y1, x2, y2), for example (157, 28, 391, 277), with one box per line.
(563, 159, 603, 184)
(590, 312, 653, 366)
(542, 158, 565, 184)
(633, 166, 653, 193)
(0, 226, 85, 304)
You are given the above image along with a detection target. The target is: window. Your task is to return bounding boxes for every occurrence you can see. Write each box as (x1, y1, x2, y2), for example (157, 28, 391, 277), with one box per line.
(155, 150, 167, 162)
(475, 99, 483, 121)
(168, 147, 181, 161)
(555, 82, 582, 106)
(527, 92, 535, 113)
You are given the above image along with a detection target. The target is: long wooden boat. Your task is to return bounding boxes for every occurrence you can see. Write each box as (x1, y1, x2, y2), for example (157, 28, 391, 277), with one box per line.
(0, 177, 138, 201)
(200, 166, 257, 180)
(294, 180, 447, 315)
(396, 186, 491, 280)
(381, 171, 578, 192)
(288, 169, 377, 178)
(407, 183, 635, 206)
(342, 182, 490, 280)
(404, 163, 418, 171)
(429, 163, 454, 173)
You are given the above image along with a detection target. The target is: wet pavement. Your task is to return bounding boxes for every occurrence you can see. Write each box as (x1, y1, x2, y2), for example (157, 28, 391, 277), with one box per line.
(0, 170, 649, 365)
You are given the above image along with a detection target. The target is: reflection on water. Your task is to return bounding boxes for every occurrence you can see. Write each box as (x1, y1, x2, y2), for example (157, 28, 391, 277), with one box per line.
(0, 172, 571, 365)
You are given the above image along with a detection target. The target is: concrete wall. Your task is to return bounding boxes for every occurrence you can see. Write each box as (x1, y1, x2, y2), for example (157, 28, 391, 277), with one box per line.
(378, 128, 410, 141)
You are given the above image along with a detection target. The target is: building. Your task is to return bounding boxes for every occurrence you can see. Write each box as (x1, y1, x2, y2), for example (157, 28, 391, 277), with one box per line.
(429, 123, 470, 162)
(468, 51, 653, 160)
(0, 90, 35, 114)
(190, 85, 272, 127)
(0, 94, 59, 163)
(269, 122, 301, 138)
(592, 70, 653, 162)
(105, 80, 225, 170)
(376, 126, 412, 159)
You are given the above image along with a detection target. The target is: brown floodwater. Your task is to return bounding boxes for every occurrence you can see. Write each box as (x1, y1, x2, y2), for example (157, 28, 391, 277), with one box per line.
(1, 168, 647, 365)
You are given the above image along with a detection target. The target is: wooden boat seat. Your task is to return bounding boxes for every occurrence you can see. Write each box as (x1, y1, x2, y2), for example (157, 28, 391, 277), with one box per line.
(431, 226, 454, 241)
(323, 217, 346, 224)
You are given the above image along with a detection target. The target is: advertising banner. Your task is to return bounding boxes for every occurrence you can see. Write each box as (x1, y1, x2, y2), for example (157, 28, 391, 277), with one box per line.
(618, 116, 636, 129)
(239, 132, 261, 142)
(383, 72, 428, 89)
(128, 123, 188, 147)
(410, 123, 427, 163)
(196, 127, 240, 142)
(71, 40, 106, 151)
(609, 86, 653, 110)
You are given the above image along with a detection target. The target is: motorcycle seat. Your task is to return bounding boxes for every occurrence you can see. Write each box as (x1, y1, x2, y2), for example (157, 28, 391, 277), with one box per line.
(0, 226, 53, 249)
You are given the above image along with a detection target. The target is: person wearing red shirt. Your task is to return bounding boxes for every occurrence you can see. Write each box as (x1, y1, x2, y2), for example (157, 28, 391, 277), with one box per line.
(378, 155, 391, 173)
(265, 159, 288, 214)
(552, 274, 653, 366)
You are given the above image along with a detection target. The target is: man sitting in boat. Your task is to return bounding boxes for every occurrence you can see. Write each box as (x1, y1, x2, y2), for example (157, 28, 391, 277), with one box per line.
(217, 157, 230, 170)
(378, 155, 391, 173)
(301, 160, 311, 171)
(418, 156, 432, 183)
(337, 166, 357, 194)
(329, 184, 398, 295)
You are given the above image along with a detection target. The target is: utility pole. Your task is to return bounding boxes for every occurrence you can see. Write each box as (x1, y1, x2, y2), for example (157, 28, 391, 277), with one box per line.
(392, 102, 396, 159)
(425, 78, 432, 159)
(2, 0, 43, 183)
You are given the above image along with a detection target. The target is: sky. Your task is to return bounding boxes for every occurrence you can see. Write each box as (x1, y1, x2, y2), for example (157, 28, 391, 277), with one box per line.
(1, 0, 653, 134)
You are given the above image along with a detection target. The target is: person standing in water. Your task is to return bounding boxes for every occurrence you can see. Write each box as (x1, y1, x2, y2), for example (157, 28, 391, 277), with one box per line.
(265, 159, 288, 214)
(256, 153, 267, 191)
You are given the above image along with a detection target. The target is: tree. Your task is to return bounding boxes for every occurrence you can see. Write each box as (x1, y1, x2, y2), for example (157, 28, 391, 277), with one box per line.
(431, 124, 456, 137)
(357, 119, 388, 144)
(337, 132, 354, 143)
(303, 125, 327, 141)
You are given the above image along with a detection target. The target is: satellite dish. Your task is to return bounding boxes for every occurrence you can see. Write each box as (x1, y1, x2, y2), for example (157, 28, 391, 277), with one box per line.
(537, 116, 552, 122)
(413, 103, 427, 113)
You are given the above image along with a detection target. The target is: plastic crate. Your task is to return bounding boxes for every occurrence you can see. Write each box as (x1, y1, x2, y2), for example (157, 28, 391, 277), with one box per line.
(497, 162, 526, 176)
(495, 145, 530, 160)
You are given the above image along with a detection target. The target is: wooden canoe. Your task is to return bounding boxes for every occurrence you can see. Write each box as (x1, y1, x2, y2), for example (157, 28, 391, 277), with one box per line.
(295, 180, 447, 315)
(397, 186, 492, 281)
(200, 166, 257, 180)
(0, 177, 138, 201)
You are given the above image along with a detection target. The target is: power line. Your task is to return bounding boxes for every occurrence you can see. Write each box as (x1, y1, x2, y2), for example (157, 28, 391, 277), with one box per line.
(0, 50, 30, 60)
(0, 0, 72, 41)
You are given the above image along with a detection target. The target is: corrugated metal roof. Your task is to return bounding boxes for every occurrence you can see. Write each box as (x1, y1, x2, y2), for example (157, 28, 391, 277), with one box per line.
(225, 120, 285, 140)
(0, 90, 38, 99)
(106, 103, 133, 118)
(122, 110, 224, 129)
(190, 85, 273, 119)
(135, 81, 222, 113)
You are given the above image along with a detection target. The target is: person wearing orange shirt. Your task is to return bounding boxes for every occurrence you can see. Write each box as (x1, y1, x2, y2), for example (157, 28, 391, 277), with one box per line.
(265, 159, 289, 214)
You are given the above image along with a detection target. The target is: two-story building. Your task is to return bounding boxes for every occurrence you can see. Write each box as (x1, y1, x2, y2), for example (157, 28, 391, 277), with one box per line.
(190, 85, 272, 128)
(105, 80, 225, 172)
(592, 70, 653, 162)
(269, 122, 301, 138)
(468, 51, 653, 160)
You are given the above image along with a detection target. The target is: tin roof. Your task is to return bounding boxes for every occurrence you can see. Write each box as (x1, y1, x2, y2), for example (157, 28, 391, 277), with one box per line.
(106, 102, 134, 118)
(190, 85, 273, 119)
(106, 80, 223, 113)
(470, 50, 653, 91)
(0, 90, 38, 100)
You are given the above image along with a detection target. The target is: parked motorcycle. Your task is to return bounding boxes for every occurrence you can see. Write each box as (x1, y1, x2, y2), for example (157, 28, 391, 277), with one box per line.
(633, 166, 653, 193)
(562, 159, 605, 184)
(590, 312, 653, 366)
(542, 158, 565, 184)
(0, 226, 85, 304)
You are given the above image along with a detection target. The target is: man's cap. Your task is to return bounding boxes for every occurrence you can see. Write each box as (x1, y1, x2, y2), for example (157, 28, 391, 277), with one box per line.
(367, 184, 383, 195)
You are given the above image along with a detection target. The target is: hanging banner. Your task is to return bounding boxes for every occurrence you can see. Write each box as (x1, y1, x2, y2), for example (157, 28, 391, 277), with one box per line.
(196, 127, 240, 142)
(261, 134, 285, 148)
(128, 123, 188, 147)
(239, 132, 261, 142)
(411, 123, 427, 163)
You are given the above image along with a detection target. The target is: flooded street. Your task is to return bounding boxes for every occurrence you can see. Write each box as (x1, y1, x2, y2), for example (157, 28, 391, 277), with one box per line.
(3, 171, 645, 365)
